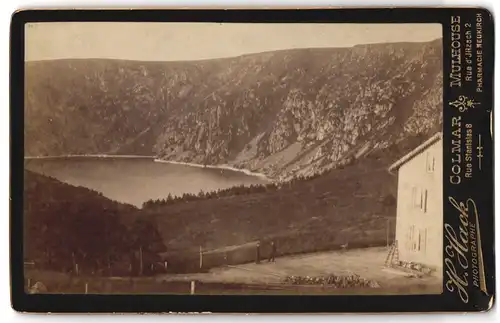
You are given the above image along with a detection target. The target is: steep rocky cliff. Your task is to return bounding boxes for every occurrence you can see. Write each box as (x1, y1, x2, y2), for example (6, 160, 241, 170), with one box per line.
(25, 39, 443, 179)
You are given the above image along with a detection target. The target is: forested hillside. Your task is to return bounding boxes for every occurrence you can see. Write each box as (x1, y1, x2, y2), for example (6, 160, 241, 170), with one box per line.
(24, 170, 164, 275)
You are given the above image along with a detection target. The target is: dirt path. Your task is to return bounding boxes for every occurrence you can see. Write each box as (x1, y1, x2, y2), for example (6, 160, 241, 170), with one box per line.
(157, 247, 442, 291)
(25, 248, 441, 295)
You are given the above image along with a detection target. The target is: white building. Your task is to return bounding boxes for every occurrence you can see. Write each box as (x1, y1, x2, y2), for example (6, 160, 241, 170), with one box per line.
(388, 132, 443, 271)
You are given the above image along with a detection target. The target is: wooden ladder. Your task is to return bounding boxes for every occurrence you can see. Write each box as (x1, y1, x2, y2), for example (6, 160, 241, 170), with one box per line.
(384, 241, 399, 267)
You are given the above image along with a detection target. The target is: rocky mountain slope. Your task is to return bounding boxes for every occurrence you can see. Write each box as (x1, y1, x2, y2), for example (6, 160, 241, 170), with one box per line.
(25, 39, 443, 179)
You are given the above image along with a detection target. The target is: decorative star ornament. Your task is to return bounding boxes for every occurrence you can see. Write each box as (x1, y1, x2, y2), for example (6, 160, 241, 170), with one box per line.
(449, 95, 480, 112)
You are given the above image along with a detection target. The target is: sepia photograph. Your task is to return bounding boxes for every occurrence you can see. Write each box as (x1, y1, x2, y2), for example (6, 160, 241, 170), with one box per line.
(23, 22, 444, 295)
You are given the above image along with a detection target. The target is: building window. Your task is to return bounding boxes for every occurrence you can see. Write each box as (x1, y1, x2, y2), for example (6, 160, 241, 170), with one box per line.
(415, 229, 429, 253)
(426, 152, 435, 173)
(423, 189, 428, 213)
(422, 228, 427, 253)
(407, 225, 415, 251)
(412, 187, 420, 208)
(411, 226, 418, 252)
(412, 187, 428, 213)
(412, 187, 425, 210)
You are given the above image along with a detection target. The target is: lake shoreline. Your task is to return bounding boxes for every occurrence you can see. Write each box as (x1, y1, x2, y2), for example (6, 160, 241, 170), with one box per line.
(24, 154, 271, 182)
(24, 154, 155, 160)
(153, 159, 271, 181)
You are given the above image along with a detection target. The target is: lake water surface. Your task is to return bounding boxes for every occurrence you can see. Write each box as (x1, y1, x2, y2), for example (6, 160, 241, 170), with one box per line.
(24, 157, 269, 207)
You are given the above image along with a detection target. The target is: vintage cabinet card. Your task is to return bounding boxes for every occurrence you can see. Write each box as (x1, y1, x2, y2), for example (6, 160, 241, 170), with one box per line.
(10, 7, 495, 313)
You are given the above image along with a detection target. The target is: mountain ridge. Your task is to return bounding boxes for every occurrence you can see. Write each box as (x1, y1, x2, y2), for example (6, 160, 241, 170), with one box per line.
(25, 38, 442, 64)
(25, 39, 443, 179)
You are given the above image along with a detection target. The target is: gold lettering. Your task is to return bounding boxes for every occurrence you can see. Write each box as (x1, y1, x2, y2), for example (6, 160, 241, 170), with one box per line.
(450, 175, 461, 184)
(452, 116, 462, 127)
(444, 196, 477, 303)
(445, 258, 469, 303)
(444, 223, 469, 268)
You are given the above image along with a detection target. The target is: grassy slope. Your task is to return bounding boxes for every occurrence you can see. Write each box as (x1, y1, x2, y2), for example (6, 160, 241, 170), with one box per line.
(152, 159, 393, 253)
(144, 136, 428, 272)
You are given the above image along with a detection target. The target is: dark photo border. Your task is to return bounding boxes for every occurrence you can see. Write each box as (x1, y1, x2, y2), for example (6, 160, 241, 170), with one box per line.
(10, 7, 495, 313)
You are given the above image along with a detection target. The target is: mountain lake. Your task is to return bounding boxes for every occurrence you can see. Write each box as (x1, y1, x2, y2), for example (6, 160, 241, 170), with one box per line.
(24, 157, 270, 207)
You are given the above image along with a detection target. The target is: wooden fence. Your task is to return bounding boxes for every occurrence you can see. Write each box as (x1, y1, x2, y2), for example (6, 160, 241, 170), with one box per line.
(24, 275, 438, 295)
(164, 232, 390, 274)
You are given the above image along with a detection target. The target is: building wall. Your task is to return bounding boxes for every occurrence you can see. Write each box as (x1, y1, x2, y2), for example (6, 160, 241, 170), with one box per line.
(395, 139, 443, 270)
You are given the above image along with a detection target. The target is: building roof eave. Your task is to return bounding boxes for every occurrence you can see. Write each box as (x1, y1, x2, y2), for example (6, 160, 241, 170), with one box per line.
(388, 132, 442, 173)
